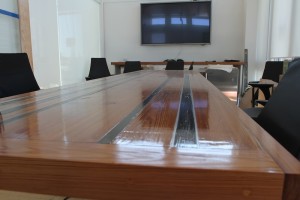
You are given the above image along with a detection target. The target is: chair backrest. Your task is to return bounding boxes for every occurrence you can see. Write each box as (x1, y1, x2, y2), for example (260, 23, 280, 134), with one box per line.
(165, 60, 184, 70)
(256, 58, 300, 159)
(0, 53, 40, 98)
(262, 61, 283, 82)
(86, 58, 111, 80)
(123, 61, 142, 73)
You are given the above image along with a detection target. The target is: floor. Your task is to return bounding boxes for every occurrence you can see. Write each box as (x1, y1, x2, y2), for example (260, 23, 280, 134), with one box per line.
(0, 69, 238, 200)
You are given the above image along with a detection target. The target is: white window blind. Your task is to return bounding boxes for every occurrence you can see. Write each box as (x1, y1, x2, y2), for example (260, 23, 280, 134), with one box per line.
(270, 0, 300, 58)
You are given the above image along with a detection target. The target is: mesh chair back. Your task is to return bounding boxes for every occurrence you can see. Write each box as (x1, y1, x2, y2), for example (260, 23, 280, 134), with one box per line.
(262, 61, 283, 82)
(86, 58, 111, 80)
(123, 61, 142, 73)
(0, 53, 40, 98)
(256, 59, 300, 159)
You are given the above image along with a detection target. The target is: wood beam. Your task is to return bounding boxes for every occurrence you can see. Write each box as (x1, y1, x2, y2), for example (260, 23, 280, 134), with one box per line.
(18, 0, 33, 68)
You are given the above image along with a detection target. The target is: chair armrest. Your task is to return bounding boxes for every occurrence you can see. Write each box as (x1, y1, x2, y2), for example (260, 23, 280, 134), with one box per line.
(243, 107, 264, 120)
(248, 82, 274, 88)
(248, 81, 260, 84)
(255, 99, 268, 106)
(249, 83, 274, 107)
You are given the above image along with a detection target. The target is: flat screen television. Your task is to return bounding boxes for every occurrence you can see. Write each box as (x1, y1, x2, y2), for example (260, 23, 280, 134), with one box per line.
(141, 1, 212, 45)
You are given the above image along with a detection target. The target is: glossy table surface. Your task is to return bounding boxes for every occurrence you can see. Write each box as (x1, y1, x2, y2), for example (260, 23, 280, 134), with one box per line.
(0, 71, 299, 200)
(111, 61, 246, 99)
(111, 61, 244, 67)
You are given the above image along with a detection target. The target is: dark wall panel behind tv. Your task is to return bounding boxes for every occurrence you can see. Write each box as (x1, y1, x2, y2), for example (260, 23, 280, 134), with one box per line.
(141, 1, 211, 45)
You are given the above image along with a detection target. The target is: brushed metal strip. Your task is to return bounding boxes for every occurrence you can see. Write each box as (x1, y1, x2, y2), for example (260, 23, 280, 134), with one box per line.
(171, 73, 198, 148)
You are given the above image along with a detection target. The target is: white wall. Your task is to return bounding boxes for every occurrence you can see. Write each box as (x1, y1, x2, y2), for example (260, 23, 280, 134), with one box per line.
(27, 0, 260, 88)
(0, 0, 21, 53)
(103, 0, 246, 74)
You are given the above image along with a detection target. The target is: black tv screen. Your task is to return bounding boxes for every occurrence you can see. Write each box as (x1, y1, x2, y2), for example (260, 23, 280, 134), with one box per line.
(141, 1, 211, 45)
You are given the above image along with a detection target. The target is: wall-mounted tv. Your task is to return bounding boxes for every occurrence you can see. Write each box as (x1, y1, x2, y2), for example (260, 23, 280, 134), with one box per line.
(141, 1, 212, 45)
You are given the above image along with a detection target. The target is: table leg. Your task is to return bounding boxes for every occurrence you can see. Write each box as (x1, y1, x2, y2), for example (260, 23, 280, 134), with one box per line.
(251, 87, 255, 107)
(115, 65, 121, 74)
(236, 64, 243, 106)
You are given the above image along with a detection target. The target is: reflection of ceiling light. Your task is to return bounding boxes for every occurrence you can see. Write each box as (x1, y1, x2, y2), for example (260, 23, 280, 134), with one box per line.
(152, 18, 165, 25)
(176, 143, 199, 149)
(151, 101, 164, 109)
(171, 17, 187, 25)
(192, 18, 210, 26)
(176, 140, 234, 156)
(151, 101, 179, 110)
(194, 100, 208, 108)
(198, 140, 234, 150)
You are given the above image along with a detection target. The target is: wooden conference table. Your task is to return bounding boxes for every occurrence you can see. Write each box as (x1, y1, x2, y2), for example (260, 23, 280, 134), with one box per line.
(112, 61, 245, 99)
(0, 71, 299, 200)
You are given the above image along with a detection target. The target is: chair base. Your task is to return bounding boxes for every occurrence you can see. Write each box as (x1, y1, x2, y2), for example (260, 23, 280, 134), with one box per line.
(243, 107, 263, 120)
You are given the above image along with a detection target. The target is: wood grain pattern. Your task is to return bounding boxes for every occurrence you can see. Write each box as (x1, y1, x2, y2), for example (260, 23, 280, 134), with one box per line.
(112, 74, 183, 146)
(0, 71, 299, 199)
(17, 0, 33, 68)
(0, 140, 283, 200)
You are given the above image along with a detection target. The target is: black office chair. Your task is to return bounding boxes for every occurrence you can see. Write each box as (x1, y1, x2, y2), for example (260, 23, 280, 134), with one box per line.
(123, 61, 142, 73)
(244, 58, 300, 159)
(165, 60, 184, 70)
(86, 58, 111, 80)
(0, 53, 40, 98)
(248, 61, 283, 107)
(189, 61, 194, 70)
